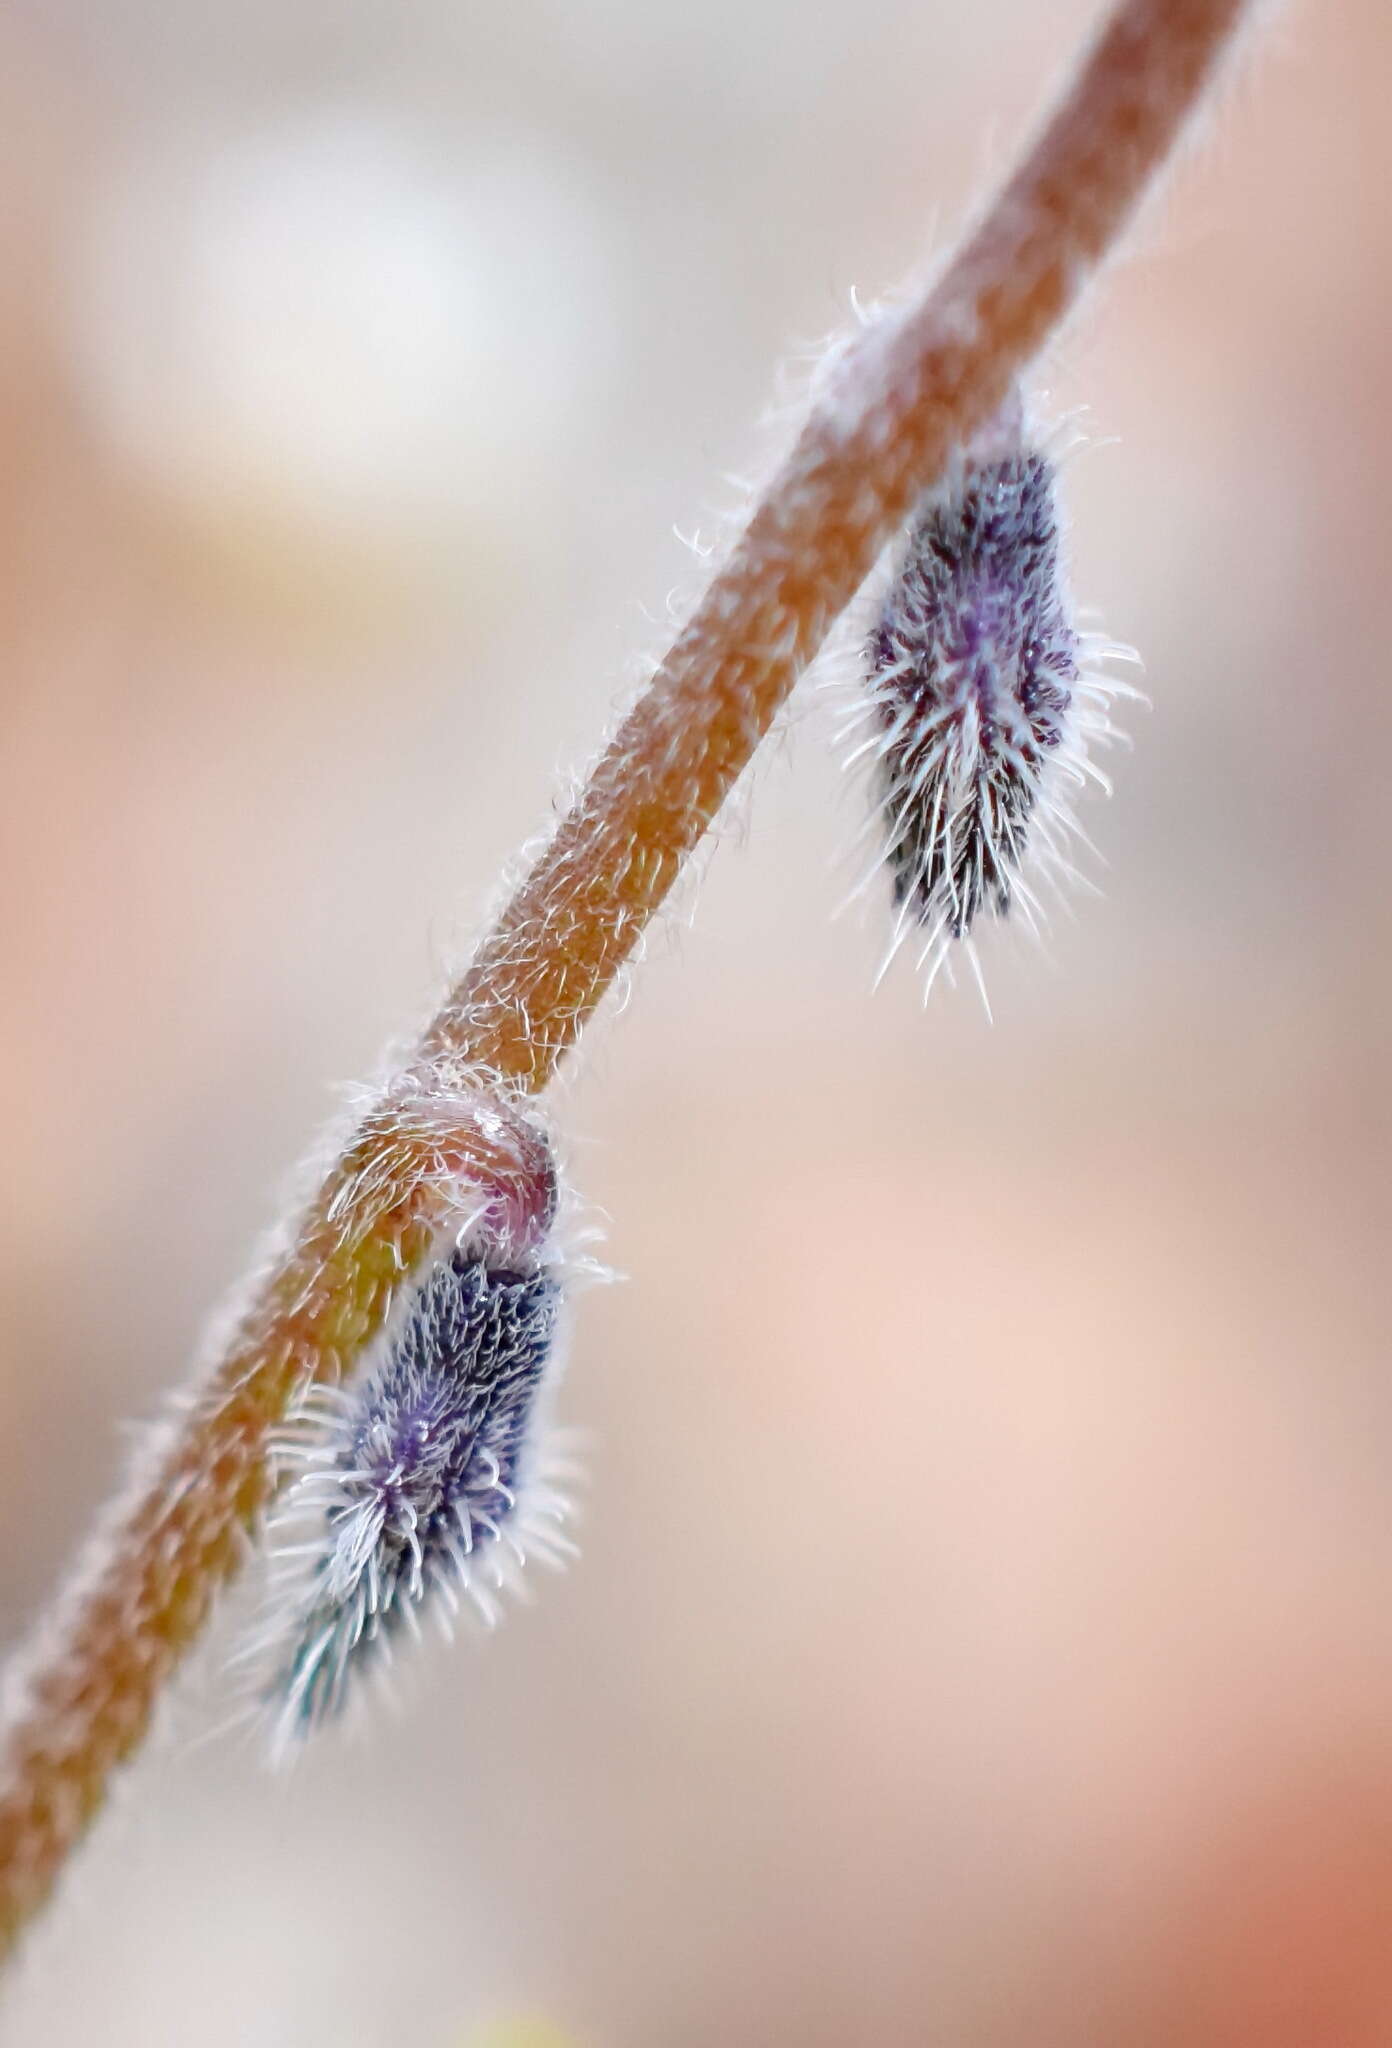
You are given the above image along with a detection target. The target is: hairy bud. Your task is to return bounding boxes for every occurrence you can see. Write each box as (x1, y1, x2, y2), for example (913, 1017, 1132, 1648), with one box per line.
(251, 1095, 576, 1756)
(858, 407, 1131, 996)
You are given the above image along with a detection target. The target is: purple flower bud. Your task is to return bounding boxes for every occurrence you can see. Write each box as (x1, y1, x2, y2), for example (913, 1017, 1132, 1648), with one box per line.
(261, 1247, 573, 1752)
(862, 411, 1129, 993)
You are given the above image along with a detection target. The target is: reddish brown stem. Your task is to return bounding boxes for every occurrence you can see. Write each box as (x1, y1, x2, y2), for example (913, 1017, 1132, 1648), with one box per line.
(431, 0, 1251, 1089)
(0, 0, 1253, 1962)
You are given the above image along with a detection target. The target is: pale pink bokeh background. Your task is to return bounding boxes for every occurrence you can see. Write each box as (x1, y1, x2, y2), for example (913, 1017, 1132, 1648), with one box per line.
(0, 2, 1389, 2041)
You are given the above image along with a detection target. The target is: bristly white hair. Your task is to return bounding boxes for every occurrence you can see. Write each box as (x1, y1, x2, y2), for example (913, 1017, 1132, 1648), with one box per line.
(824, 396, 1142, 1011)
(256, 1257, 573, 1761)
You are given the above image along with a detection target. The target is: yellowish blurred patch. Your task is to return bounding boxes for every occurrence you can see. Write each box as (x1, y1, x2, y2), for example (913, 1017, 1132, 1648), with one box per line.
(459, 2016, 578, 2048)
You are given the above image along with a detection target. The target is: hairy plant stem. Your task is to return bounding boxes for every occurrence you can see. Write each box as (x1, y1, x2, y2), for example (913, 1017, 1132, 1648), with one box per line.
(0, 0, 1253, 1960)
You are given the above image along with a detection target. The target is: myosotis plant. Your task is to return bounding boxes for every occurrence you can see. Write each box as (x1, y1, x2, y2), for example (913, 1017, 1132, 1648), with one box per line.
(0, 0, 1260, 1963)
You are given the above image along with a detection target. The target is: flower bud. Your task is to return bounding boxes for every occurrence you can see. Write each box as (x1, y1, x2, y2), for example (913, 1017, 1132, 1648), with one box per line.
(862, 408, 1129, 994)
(254, 1098, 575, 1753)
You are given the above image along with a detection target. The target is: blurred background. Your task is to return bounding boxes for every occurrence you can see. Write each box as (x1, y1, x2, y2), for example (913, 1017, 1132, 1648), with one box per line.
(0, 0, 1389, 2041)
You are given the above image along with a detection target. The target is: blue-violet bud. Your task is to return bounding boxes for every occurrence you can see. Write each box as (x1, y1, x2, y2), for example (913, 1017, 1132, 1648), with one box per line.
(862, 406, 1130, 993)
